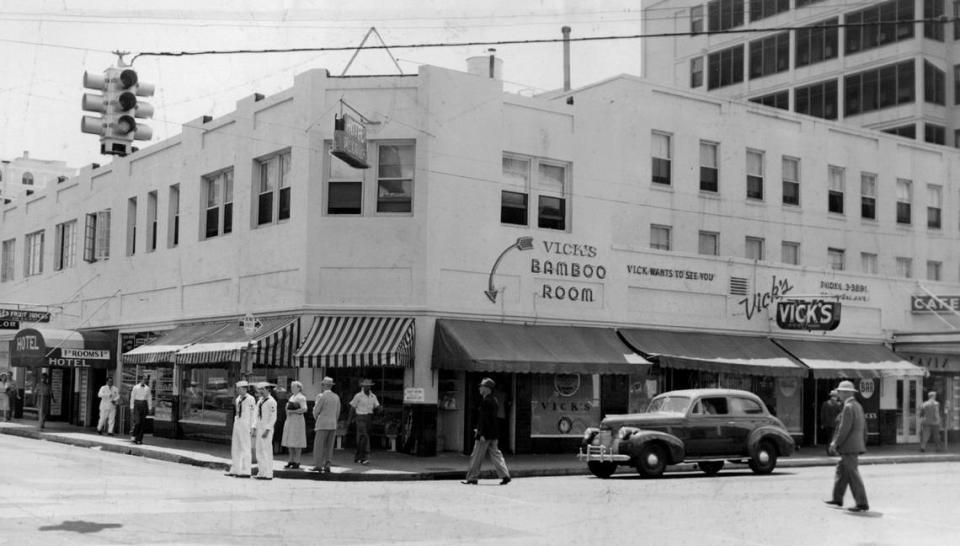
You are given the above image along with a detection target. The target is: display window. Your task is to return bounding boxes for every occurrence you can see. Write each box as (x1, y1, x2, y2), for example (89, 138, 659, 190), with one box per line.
(179, 368, 232, 426)
(122, 364, 174, 422)
(530, 373, 601, 438)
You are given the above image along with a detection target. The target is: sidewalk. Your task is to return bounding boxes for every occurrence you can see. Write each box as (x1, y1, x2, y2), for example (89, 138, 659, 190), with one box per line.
(2, 419, 957, 481)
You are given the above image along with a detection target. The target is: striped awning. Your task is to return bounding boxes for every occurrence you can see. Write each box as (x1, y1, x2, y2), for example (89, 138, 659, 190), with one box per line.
(176, 316, 301, 366)
(294, 316, 415, 368)
(122, 322, 231, 365)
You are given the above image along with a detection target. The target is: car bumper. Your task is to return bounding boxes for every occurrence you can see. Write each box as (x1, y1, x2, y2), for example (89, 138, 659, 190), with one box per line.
(578, 444, 630, 463)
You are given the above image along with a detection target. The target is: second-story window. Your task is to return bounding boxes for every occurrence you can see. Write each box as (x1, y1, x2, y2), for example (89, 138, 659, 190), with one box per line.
(203, 169, 233, 239)
(257, 150, 292, 225)
(700, 141, 719, 192)
(828, 165, 845, 214)
(699, 231, 719, 255)
(927, 184, 942, 229)
(1, 239, 15, 282)
(745, 236, 765, 261)
(896, 178, 912, 225)
(782, 156, 800, 205)
(650, 225, 671, 251)
(147, 191, 158, 252)
(746, 149, 764, 200)
(168, 184, 180, 248)
(126, 197, 137, 256)
(25, 230, 44, 277)
(83, 209, 111, 262)
(896, 256, 913, 278)
(54, 220, 77, 271)
(501, 154, 569, 231)
(828, 247, 845, 271)
(781, 241, 800, 265)
(861, 252, 878, 274)
(377, 144, 414, 213)
(861, 173, 877, 220)
(691, 5, 704, 34)
(652, 132, 672, 185)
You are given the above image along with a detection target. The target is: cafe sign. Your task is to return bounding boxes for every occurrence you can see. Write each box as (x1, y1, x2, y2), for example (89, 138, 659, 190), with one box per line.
(911, 295, 960, 313)
(776, 298, 841, 331)
(332, 114, 369, 169)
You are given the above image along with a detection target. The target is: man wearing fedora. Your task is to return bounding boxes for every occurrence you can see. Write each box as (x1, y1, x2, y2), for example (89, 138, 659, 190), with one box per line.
(824, 380, 869, 512)
(312, 376, 341, 473)
(227, 380, 256, 478)
(462, 377, 511, 485)
(349, 379, 380, 465)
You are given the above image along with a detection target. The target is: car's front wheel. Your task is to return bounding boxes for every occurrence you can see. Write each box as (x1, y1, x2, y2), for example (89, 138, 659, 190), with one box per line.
(636, 443, 667, 478)
(748, 440, 778, 474)
(698, 461, 724, 475)
(588, 461, 617, 479)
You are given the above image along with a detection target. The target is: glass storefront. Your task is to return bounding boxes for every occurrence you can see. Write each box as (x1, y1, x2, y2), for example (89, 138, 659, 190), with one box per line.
(179, 367, 232, 427)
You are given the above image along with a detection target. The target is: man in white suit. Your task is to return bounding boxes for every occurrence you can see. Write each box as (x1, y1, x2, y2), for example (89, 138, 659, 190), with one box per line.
(226, 380, 256, 478)
(253, 382, 278, 480)
(96, 376, 120, 435)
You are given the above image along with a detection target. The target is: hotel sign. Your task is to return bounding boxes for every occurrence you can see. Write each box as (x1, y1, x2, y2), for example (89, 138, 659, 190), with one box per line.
(776, 299, 841, 331)
(911, 295, 960, 313)
(332, 114, 369, 169)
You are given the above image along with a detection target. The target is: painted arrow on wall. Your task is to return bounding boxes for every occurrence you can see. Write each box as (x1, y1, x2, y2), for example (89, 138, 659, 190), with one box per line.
(485, 236, 534, 303)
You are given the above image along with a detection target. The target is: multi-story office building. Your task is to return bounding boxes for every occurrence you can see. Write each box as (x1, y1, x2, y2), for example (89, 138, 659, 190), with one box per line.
(0, 151, 76, 204)
(642, 0, 960, 146)
(0, 61, 954, 454)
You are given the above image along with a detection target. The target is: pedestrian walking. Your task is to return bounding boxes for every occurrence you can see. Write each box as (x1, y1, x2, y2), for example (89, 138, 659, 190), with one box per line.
(36, 373, 51, 429)
(819, 389, 841, 446)
(254, 382, 277, 480)
(349, 379, 380, 465)
(226, 380, 256, 478)
(281, 381, 307, 469)
(462, 377, 511, 486)
(824, 380, 869, 513)
(920, 391, 944, 452)
(96, 376, 120, 435)
(129, 376, 152, 445)
(0, 371, 12, 422)
(311, 376, 340, 473)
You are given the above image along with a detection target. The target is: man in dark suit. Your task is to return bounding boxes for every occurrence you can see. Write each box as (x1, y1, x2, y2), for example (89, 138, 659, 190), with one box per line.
(824, 380, 869, 512)
(462, 378, 511, 485)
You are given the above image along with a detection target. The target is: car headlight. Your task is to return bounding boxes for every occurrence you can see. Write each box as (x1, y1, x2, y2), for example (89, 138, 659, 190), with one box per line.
(582, 427, 600, 443)
(617, 427, 639, 441)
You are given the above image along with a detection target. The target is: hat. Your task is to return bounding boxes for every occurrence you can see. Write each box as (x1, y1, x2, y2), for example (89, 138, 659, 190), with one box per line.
(836, 380, 857, 392)
(321, 376, 335, 385)
(480, 377, 496, 389)
(254, 381, 274, 389)
(829, 389, 838, 397)
(359, 379, 374, 387)
(235, 380, 250, 388)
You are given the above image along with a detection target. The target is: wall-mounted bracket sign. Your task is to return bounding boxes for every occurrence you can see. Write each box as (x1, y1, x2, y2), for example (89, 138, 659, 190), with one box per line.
(332, 113, 369, 169)
(0, 309, 51, 322)
(776, 298, 841, 331)
(0, 320, 19, 329)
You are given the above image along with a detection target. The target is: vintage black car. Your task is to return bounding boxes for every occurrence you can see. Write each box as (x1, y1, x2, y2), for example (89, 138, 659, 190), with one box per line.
(578, 388, 795, 478)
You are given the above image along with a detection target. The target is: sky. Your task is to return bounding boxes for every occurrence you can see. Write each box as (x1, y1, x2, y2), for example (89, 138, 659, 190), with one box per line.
(0, 0, 648, 169)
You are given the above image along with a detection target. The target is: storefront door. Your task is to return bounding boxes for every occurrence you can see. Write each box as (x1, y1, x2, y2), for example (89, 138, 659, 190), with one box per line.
(896, 378, 920, 443)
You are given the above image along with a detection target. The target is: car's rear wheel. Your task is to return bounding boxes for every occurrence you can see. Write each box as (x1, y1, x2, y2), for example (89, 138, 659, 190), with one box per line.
(636, 444, 667, 478)
(748, 440, 778, 474)
(698, 461, 724, 475)
(588, 461, 617, 479)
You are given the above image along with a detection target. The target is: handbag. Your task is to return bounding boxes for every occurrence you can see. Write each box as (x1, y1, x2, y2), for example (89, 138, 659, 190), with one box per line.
(286, 400, 300, 411)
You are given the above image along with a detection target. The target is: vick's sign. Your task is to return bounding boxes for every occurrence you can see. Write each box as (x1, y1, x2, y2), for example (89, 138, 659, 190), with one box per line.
(776, 299, 841, 331)
(332, 114, 369, 169)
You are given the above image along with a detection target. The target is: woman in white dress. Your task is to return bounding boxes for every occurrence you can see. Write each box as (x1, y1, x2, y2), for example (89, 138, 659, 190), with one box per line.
(281, 381, 308, 469)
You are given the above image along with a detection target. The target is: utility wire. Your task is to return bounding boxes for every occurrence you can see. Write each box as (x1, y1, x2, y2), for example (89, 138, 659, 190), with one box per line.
(130, 18, 960, 62)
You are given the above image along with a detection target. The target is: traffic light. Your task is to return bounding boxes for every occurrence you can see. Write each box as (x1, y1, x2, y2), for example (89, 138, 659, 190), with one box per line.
(81, 65, 154, 156)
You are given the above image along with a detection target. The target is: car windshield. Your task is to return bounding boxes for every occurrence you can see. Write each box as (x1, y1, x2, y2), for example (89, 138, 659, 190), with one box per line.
(646, 395, 691, 414)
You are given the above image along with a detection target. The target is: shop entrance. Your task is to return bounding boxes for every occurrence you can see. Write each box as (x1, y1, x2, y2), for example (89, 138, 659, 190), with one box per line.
(896, 378, 921, 443)
(463, 372, 513, 455)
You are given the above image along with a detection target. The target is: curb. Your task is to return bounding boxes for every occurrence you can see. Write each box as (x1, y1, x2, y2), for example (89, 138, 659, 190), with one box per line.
(3, 426, 958, 481)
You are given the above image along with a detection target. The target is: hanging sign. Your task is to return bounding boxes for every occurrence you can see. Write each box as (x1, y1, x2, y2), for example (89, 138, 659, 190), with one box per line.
(0, 309, 51, 322)
(332, 114, 369, 169)
(776, 298, 841, 331)
(240, 313, 262, 337)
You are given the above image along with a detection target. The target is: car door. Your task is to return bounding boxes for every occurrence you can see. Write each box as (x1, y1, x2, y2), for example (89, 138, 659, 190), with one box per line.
(684, 396, 728, 456)
(723, 396, 761, 455)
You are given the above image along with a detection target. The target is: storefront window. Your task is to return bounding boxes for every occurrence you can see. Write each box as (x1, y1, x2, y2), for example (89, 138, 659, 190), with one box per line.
(123, 364, 174, 422)
(180, 368, 231, 426)
(530, 373, 600, 437)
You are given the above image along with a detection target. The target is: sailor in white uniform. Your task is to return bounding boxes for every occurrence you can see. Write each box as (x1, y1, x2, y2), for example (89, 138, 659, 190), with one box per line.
(253, 382, 278, 480)
(227, 380, 256, 478)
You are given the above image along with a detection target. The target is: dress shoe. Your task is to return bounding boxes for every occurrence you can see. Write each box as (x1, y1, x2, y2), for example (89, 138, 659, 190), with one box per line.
(322, 464, 331, 473)
(847, 505, 869, 513)
(283, 462, 294, 469)
(255, 476, 273, 480)
(461, 480, 478, 485)
(823, 500, 843, 507)
(235, 474, 251, 478)
(224, 473, 237, 477)
(311, 466, 324, 473)
(97, 429, 102, 435)
(500, 477, 512, 485)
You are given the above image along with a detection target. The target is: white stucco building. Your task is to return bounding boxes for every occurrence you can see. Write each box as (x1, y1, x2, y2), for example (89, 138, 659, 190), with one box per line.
(0, 60, 954, 454)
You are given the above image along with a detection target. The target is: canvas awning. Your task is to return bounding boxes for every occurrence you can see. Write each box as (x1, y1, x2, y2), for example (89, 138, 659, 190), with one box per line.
(11, 328, 113, 369)
(122, 321, 232, 365)
(295, 316, 415, 368)
(176, 316, 301, 366)
(774, 338, 927, 379)
(432, 319, 650, 374)
(617, 328, 807, 377)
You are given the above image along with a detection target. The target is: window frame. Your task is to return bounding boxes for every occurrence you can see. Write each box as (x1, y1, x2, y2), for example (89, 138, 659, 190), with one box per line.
(652, 131, 673, 186)
(700, 141, 720, 193)
(745, 236, 765, 261)
(781, 241, 800, 265)
(927, 260, 942, 281)
(782, 156, 800, 206)
(896, 178, 912, 225)
(896, 256, 913, 278)
(202, 169, 234, 239)
(746, 149, 764, 200)
(54, 219, 77, 271)
(24, 230, 44, 277)
(861, 252, 879, 274)
(1, 238, 15, 282)
(255, 149, 292, 226)
(376, 143, 415, 214)
(500, 152, 570, 231)
(828, 165, 845, 214)
(699, 230, 720, 256)
(861, 172, 877, 220)
(927, 184, 942, 229)
(828, 247, 845, 271)
(650, 224, 672, 251)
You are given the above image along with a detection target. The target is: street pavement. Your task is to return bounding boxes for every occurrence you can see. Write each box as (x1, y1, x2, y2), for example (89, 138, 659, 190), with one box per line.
(1, 432, 958, 545)
(1, 419, 957, 481)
